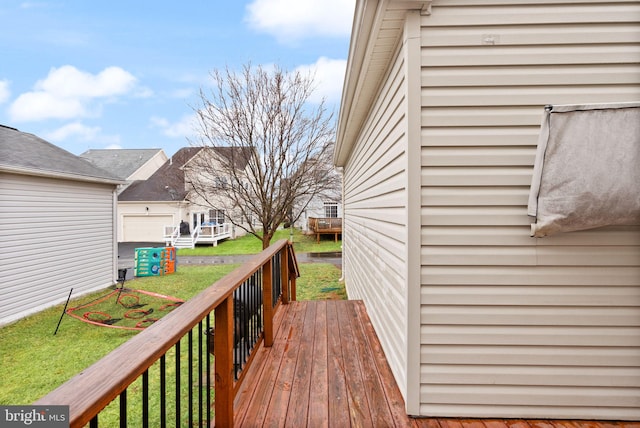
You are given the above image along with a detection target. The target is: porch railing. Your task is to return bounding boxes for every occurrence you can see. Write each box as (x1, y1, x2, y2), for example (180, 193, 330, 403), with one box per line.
(198, 223, 232, 242)
(308, 217, 342, 232)
(308, 217, 342, 243)
(36, 239, 299, 427)
(164, 224, 180, 244)
(164, 223, 232, 247)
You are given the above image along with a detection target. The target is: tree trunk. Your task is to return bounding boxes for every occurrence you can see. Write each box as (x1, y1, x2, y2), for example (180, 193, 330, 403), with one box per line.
(262, 231, 274, 250)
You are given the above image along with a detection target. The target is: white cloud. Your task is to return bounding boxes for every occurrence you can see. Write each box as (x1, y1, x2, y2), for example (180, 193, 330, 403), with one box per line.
(44, 122, 121, 146)
(104, 143, 123, 150)
(45, 122, 101, 142)
(0, 80, 10, 104)
(9, 65, 138, 122)
(134, 86, 154, 98)
(245, 0, 355, 42)
(20, 2, 50, 9)
(10, 91, 86, 121)
(296, 57, 347, 104)
(150, 114, 197, 139)
(35, 65, 136, 98)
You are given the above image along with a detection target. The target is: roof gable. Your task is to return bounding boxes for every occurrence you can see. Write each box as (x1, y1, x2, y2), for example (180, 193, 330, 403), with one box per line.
(80, 149, 166, 180)
(118, 146, 254, 202)
(118, 147, 203, 201)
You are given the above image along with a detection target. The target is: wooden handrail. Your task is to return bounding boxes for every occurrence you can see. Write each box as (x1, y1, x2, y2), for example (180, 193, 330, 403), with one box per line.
(35, 239, 298, 428)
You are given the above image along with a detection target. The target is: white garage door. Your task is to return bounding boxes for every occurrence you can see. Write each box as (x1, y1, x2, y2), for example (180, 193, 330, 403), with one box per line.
(123, 215, 173, 242)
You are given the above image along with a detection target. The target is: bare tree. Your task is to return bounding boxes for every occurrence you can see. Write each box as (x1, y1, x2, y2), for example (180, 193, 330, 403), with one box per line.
(186, 63, 339, 249)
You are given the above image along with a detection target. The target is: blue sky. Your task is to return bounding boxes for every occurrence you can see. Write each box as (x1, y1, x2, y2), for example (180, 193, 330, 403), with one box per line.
(0, 0, 354, 156)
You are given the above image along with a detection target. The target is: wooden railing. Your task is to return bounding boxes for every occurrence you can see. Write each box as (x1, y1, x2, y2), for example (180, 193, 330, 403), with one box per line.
(308, 217, 342, 243)
(36, 239, 299, 427)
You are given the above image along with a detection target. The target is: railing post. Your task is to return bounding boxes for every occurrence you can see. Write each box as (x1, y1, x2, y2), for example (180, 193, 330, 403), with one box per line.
(214, 295, 234, 427)
(262, 259, 273, 347)
(287, 244, 297, 302)
(289, 270, 297, 302)
(281, 247, 289, 304)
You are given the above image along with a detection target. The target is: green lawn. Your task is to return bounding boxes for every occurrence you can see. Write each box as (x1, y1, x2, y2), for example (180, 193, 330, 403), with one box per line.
(0, 261, 344, 407)
(177, 227, 341, 256)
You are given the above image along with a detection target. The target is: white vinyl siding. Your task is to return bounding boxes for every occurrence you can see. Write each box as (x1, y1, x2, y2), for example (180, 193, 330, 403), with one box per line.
(343, 42, 410, 397)
(122, 214, 173, 242)
(419, 0, 640, 420)
(0, 173, 116, 325)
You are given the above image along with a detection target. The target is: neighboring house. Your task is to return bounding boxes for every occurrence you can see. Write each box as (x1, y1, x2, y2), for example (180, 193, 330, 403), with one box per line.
(80, 148, 167, 194)
(118, 147, 251, 244)
(335, 0, 640, 421)
(298, 198, 342, 228)
(182, 146, 255, 241)
(293, 170, 343, 233)
(0, 125, 123, 326)
(118, 147, 202, 242)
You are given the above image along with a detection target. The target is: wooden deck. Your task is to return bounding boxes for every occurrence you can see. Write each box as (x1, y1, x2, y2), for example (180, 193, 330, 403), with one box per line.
(233, 300, 638, 428)
(308, 217, 342, 243)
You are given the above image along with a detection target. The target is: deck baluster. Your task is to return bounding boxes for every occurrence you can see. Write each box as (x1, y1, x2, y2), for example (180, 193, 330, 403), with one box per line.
(159, 355, 166, 428)
(206, 314, 211, 426)
(119, 389, 126, 428)
(175, 340, 181, 427)
(197, 320, 203, 426)
(142, 370, 149, 428)
(188, 330, 193, 427)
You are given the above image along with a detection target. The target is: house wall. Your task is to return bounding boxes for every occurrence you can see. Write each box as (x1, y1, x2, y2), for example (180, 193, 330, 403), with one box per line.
(418, 0, 640, 419)
(118, 202, 183, 242)
(0, 172, 117, 326)
(296, 198, 343, 231)
(128, 151, 168, 181)
(342, 40, 412, 400)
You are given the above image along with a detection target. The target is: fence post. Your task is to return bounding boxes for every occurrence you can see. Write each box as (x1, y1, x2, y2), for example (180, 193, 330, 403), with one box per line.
(281, 246, 289, 304)
(287, 244, 297, 301)
(214, 295, 234, 427)
(263, 259, 273, 347)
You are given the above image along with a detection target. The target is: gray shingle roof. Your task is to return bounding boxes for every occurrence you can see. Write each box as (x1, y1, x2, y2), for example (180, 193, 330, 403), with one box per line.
(79, 148, 164, 180)
(0, 125, 122, 183)
(118, 146, 253, 202)
(119, 147, 203, 201)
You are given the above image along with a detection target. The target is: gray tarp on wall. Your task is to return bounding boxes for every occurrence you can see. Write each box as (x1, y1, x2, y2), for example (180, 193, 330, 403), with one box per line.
(528, 102, 640, 237)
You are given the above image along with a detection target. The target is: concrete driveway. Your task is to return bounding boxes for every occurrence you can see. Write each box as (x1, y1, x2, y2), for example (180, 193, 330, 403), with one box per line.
(117, 242, 163, 269)
(117, 243, 342, 269)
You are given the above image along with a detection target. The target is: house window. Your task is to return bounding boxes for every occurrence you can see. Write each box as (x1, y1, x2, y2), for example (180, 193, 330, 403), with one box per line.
(208, 209, 225, 225)
(324, 202, 338, 218)
(214, 176, 228, 189)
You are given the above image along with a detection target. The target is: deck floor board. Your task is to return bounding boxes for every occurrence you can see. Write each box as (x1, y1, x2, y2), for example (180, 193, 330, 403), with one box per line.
(233, 300, 638, 428)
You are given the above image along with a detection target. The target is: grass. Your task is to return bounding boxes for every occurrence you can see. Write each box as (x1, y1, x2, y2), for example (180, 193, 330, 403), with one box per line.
(0, 261, 344, 407)
(177, 227, 341, 256)
(296, 263, 346, 300)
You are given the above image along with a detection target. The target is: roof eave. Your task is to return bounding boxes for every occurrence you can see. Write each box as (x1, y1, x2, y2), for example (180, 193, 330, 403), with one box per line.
(0, 164, 125, 186)
(334, 0, 432, 166)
